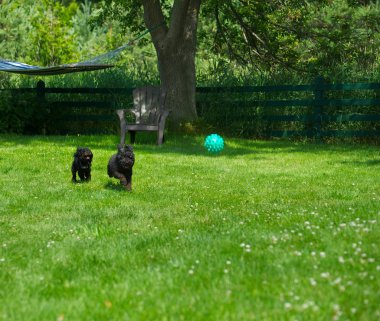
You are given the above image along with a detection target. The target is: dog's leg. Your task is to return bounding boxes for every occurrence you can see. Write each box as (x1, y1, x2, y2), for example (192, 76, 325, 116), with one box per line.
(119, 175, 129, 190)
(84, 169, 91, 181)
(71, 165, 77, 182)
(78, 171, 86, 181)
(111, 171, 130, 190)
(125, 172, 132, 191)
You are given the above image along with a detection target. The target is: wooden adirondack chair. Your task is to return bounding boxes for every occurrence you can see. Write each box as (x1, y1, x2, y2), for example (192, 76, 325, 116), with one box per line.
(116, 86, 170, 145)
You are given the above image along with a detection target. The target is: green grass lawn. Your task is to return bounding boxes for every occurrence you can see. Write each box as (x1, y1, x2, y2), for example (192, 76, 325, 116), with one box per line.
(0, 134, 379, 321)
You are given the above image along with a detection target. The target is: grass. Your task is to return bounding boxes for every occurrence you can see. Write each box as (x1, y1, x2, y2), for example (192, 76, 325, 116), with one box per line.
(0, 134, 379, 321)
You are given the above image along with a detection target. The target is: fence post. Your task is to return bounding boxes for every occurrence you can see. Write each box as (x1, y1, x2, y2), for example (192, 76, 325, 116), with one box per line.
(313, 76, 325, 141)
(36, 80, 47, 135)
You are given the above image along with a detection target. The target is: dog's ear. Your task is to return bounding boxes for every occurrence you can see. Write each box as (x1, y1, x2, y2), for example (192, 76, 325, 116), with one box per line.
(74, 147, 81, 157)
(126, 145, 134, 152)
(77, 147, 86, 157)
(86, 148, 93, 157)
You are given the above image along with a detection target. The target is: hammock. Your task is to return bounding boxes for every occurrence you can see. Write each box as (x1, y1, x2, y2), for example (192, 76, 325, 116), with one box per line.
(0, 27, 154, 76)
(0, 59, 114, 76)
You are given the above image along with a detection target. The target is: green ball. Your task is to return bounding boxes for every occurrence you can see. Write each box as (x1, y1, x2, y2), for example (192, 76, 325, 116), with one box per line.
(204, 134, 224, 153)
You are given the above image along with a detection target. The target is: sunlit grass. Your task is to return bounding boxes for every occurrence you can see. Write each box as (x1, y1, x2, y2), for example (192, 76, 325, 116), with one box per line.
(0, 134, 379, 321)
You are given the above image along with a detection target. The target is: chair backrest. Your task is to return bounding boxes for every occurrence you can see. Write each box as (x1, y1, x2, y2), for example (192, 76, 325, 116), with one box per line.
(132, 86, 167, 124)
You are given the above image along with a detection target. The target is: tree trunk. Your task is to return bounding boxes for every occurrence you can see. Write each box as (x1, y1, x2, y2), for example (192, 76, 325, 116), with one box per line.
(158, 40, 197, 123)
(141, 0, 201, 124)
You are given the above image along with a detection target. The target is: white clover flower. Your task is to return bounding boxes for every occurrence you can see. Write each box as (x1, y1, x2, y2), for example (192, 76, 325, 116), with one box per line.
(332, 278, 341, 285)
(321, 272, 330, 278)
(333, 304, 340, 311)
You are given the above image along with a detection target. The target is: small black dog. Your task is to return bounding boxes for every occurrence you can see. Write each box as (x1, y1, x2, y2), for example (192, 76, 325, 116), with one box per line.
(71, 147, 93, 182)
(107, 144, 135, 191)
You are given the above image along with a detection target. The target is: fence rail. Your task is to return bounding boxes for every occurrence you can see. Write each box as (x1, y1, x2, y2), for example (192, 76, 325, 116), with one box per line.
(2, 78, 379, 139)
(197, 78, 380, 139)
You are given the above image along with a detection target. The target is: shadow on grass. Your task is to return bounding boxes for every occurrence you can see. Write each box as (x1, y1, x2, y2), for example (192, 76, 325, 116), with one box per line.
(365, 159, 380, 166)
(340, 159, 380, 167)
(132, 136, 379, 159)
(104, 181, 128, 192)
(0, 134, 119, 151)
(1, 134, 378, 158)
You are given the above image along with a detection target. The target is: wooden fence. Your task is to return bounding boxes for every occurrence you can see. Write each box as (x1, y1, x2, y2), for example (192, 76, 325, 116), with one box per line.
(197, 78, 380, 139)
(10, 81, 134, 134)
(6, 78, 380, 139)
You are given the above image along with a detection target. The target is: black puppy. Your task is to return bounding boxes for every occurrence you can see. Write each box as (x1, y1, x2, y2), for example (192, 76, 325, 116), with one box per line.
(107, 144, 135, 191)
(71, 147, 93, 182)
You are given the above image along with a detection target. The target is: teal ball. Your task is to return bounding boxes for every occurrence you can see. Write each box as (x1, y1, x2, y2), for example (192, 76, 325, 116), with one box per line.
(204, 134, 224, 153)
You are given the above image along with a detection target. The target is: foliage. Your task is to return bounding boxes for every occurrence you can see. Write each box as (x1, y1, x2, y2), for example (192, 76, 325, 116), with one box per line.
(0, 135, 379, 320)
(297, 0, 380, 80)
(2, 1, 380, 86)
(0, 0, 158, 89)
(1, 0, 380, 129)
(0, 0, 77, 66)
(0, 90, 40, 134)
(200, 0, 380, 82)
(2, 78, 379, 142)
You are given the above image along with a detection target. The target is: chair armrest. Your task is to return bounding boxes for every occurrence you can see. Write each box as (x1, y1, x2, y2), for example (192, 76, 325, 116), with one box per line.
(116, 108, 137, 124)
(158, 109, 171, 127)
(116, 108, 135, 116)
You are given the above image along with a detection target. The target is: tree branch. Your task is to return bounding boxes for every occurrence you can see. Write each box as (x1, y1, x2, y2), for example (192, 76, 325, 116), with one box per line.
(141, 0, 200, 53)
(224, 1, 310, 73)
(141, 0, 168, 49)
(167, 0, 191, 44)
(214, 5, 249, 65)
(185, 0, 201, 38)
